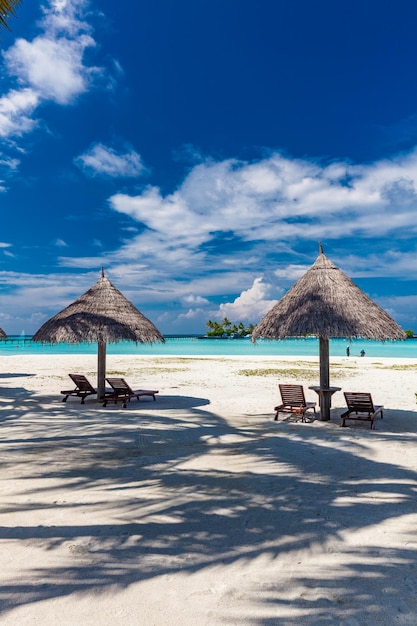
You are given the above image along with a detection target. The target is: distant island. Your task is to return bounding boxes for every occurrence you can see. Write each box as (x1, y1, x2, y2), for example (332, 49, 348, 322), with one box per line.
(202, 323, 416, 340)
(205, 318, 255, 338)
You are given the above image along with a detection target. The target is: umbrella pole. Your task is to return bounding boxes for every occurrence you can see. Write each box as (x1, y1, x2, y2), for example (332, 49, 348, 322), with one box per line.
(319, 336, 331, 421)
(97, 340, 106, 400)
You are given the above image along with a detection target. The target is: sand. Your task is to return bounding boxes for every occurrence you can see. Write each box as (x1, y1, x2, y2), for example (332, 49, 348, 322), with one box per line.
(0, 353, 416, 625)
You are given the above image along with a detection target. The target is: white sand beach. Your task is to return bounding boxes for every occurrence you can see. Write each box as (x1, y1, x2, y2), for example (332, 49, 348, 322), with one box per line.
(0, 353, 416, 625)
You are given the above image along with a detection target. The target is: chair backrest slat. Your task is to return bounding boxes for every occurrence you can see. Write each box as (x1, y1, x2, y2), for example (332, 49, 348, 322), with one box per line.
(279, 384, 306, 406)
(344, 392, 375, 412)
(106, 377, 133, 393)
(69, 374, 95, 392)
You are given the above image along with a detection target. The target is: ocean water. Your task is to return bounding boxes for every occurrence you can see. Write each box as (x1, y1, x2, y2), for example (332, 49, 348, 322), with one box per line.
(0, 335, 416, 358)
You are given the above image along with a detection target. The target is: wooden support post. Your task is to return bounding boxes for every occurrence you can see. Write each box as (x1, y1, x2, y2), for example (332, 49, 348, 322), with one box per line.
(319, 336, 331, 420)
(97, 340, 106, 400)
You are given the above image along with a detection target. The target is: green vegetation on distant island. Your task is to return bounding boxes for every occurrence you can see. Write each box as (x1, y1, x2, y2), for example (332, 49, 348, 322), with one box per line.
(204, 322, 416, 339)
(206, 318, 255, 337)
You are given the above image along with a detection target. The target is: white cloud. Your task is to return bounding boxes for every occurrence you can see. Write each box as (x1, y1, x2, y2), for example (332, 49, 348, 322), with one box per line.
(174, 277, 280, 330)
(107, 149, 417, 278)
(330, 249, 417, 279)
(0, 269, 102, 322)
(216, 277, 279, 322)
(68, 147, 417, 334)
(181, 294, 210, 306)
(53, 238, 68, 247)
(1, 242, 14, 256)
(274, 264, 310, 280)
(4, 34, 95, 105)
(58, 255, 105, 268)
(0, 0, 101, 143)
(13, 145, 417, 334)
(75, 143, 146, 178)
(40, 0, 91, 38)
(178, 307, 206, 320)
(110, 186, 207, 241)
(0, 156, 20, 170)
(0, 268, 172, 334)
(0, 89, 39, 138)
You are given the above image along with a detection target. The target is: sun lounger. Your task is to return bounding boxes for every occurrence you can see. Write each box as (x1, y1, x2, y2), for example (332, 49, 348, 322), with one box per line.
(274, 384, 316, 422)
(103, 377, 159, 408)
(340, 392, 383, 429)
(61, 374, 97, 404)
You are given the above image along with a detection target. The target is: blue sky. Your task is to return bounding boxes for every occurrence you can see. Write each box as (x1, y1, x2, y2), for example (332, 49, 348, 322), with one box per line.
(2, 0, 417, 335)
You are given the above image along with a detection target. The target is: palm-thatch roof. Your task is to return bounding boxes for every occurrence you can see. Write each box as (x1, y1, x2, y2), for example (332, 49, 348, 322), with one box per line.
(32, 271, 164, 345)
(252, 245, 405, 421)
(0, 327, 6, 340)
(252, 247, 405, 342)
(33, 270, 164, 401)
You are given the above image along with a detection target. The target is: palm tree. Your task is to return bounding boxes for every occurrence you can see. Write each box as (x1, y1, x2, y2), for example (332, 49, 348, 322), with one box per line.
(206, 319, 224, 336)
(0, 0, 21, 31)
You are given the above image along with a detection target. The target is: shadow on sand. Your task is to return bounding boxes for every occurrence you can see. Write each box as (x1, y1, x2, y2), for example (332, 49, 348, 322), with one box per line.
(0, 373, 35, 378)
(0, 385, 416, 624)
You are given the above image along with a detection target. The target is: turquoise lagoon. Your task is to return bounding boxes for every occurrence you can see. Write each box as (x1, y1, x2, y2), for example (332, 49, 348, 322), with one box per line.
(0, 335, 416, 358)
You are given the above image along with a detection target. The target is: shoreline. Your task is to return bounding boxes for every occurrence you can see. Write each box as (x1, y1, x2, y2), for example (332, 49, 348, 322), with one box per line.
(3, 351, 417, 361)
(1, 336, 417, 360)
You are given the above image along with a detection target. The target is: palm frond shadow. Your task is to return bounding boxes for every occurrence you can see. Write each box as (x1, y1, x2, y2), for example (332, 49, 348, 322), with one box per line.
(0, 386, 416, 623)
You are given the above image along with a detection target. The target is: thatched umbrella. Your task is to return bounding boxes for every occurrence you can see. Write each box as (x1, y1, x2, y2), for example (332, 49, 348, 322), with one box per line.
(33, 269, 164, 399)
(252, 244, 405, 420)
(0, 327, 6, 340)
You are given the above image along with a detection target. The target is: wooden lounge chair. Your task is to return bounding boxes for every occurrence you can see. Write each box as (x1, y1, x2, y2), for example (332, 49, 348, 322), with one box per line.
(61, 374, 97, 404)
(340, 392, 383, 429)
(103, 377, 159, 408)
(274, 384, 316, 422)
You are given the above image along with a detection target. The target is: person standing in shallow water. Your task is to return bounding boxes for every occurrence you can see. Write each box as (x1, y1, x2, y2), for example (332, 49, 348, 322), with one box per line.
(346, 346, 350, 357)
(360, 349, 366, 357)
